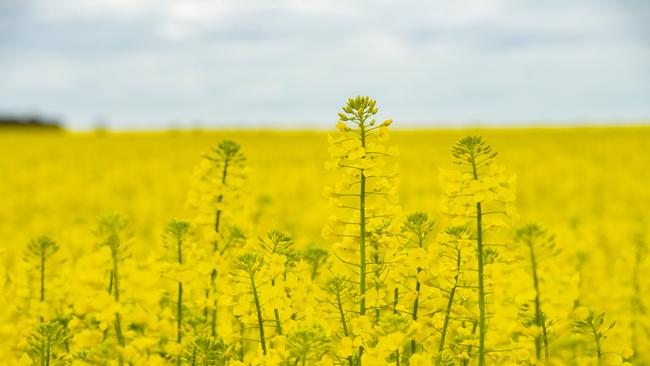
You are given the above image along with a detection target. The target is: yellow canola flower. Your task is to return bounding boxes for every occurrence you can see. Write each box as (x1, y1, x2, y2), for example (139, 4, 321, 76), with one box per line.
(71, 329, 103, 350)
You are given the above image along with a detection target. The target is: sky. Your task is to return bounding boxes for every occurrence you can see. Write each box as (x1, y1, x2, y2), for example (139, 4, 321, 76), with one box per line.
(1, 0, 649, 130)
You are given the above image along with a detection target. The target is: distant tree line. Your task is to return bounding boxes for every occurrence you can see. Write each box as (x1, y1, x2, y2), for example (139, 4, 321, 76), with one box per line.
(0, 115, 62, 130)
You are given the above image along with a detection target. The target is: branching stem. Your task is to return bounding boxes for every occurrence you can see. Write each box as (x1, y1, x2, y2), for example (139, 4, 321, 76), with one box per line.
(250, 273, 267, 355)
(526, 238, 549, 362)
(470, 152, 487, 366)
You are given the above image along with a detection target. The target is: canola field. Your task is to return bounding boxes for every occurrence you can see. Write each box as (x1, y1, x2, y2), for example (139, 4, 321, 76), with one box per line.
(1, 99, 649, 365)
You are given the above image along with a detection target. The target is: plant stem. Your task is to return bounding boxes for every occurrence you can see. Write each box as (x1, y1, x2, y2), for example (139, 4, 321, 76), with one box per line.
(470, 153, 486, 366)
(437, 247, 461, 365)
(250, 273, 267, 355)
(336, 291, 349, 336)
(209, 156, 230, 337)
(109, 317, 125, 366)
(393, 288, 399, 313)
(40, 250, 45, 303)
(45, 333, 50, 366)
(336, 290, 354, 366)
(411, 231, 424, 355)
(111, 251, 125, 366)
(210, 271, 217, 337)
(176, 235, 184, 366)
(359, 117, 367, 317)
(177, 282, 183, 366)
(591, 323, 602, 360)
(462, 321, 479, 366)
(39, 248, 45, 323)
(108, 269, 114, 295)
(40, 337, 45, 366)
(214, 157, 229, 240)
(476, 203, 486, 366)
(271, 278, 283, 335)
(239, 319, 245, 360)
(526, 238, 549, 362)
(373, 241, 381, 324)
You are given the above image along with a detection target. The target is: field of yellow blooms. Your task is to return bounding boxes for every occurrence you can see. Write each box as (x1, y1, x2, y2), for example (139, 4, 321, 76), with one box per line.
(0, 97, 648, 366)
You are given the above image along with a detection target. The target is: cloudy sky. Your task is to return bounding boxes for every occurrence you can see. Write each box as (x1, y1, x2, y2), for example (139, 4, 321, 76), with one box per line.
(1, 0, 648, 129)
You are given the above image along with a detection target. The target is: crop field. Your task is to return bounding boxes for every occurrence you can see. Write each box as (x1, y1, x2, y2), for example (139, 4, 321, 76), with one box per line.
(0, 100, 648, 365)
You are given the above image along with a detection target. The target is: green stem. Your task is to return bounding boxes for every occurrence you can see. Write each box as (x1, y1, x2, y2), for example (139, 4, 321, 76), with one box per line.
(336, 291, 349, 336)
(527, 238, 549, 362)
(336, 287, 355, 366)
(214, 158, 229, 237)
(177, 234, 184, 349)
(210, 271, 217, 337)
(358, 116, 368, 366)
(250, 273, 267, 355)
(462, 322, 478, 366)
(39, 249, 45, 323)
(40, 336, 45, 366)
(273, 308, 283, 336)
(108, 269, 114, 295)
(476, 201, 486, 366)
(177, 281, 183, 366)
(437, 247, 461, 365)
(111, 252, 125, 366)
(239, 319, 245, 360)
(359, 118, 367, 317)
(393, 288, 399, 313)
(272, 279, 283, 335)
(470, 154, 486, 366)
(45, 333, 50, 366)
(115, 313, 125, 366)
(40, 250, 45, 303)
(208, 157, 229, 336)
(591, 324, 602, 360)
(372, 240, 381, 324)
(411, 232, 425, 355)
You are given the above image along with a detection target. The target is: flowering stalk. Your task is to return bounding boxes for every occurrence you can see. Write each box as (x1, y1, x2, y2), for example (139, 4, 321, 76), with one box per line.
(515, 224, 555, 362)
(27, 321, 67, 366)
(326, 276, 353, 336)
(442, 136, 516, 365)
(26, 236, 59, 322)
(469, 153, 487, 366)
(250, 273, 266, 355)
(235, 253, 267, 355)
(258, 230, 295, 336)
(323, 96, 399, 322)
(164, 220, 191, 366)
(25, 236, 60, 365)
(285, 325, 329, 365)
(189, 139, 246, 337)
(324, 97, 395, 315)
(96, 213, 131, 366)
(573, 310, 616, 361)
(207, 140, 244, 336)
(324, 276, 355, 366)
(401, 212, 434, 355)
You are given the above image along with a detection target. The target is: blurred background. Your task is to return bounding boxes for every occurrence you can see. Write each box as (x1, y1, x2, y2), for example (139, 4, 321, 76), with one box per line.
(1, 0, 649, 130)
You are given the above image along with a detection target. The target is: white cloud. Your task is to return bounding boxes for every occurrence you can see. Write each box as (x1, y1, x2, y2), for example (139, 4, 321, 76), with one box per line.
(0, 0, 648, 129)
